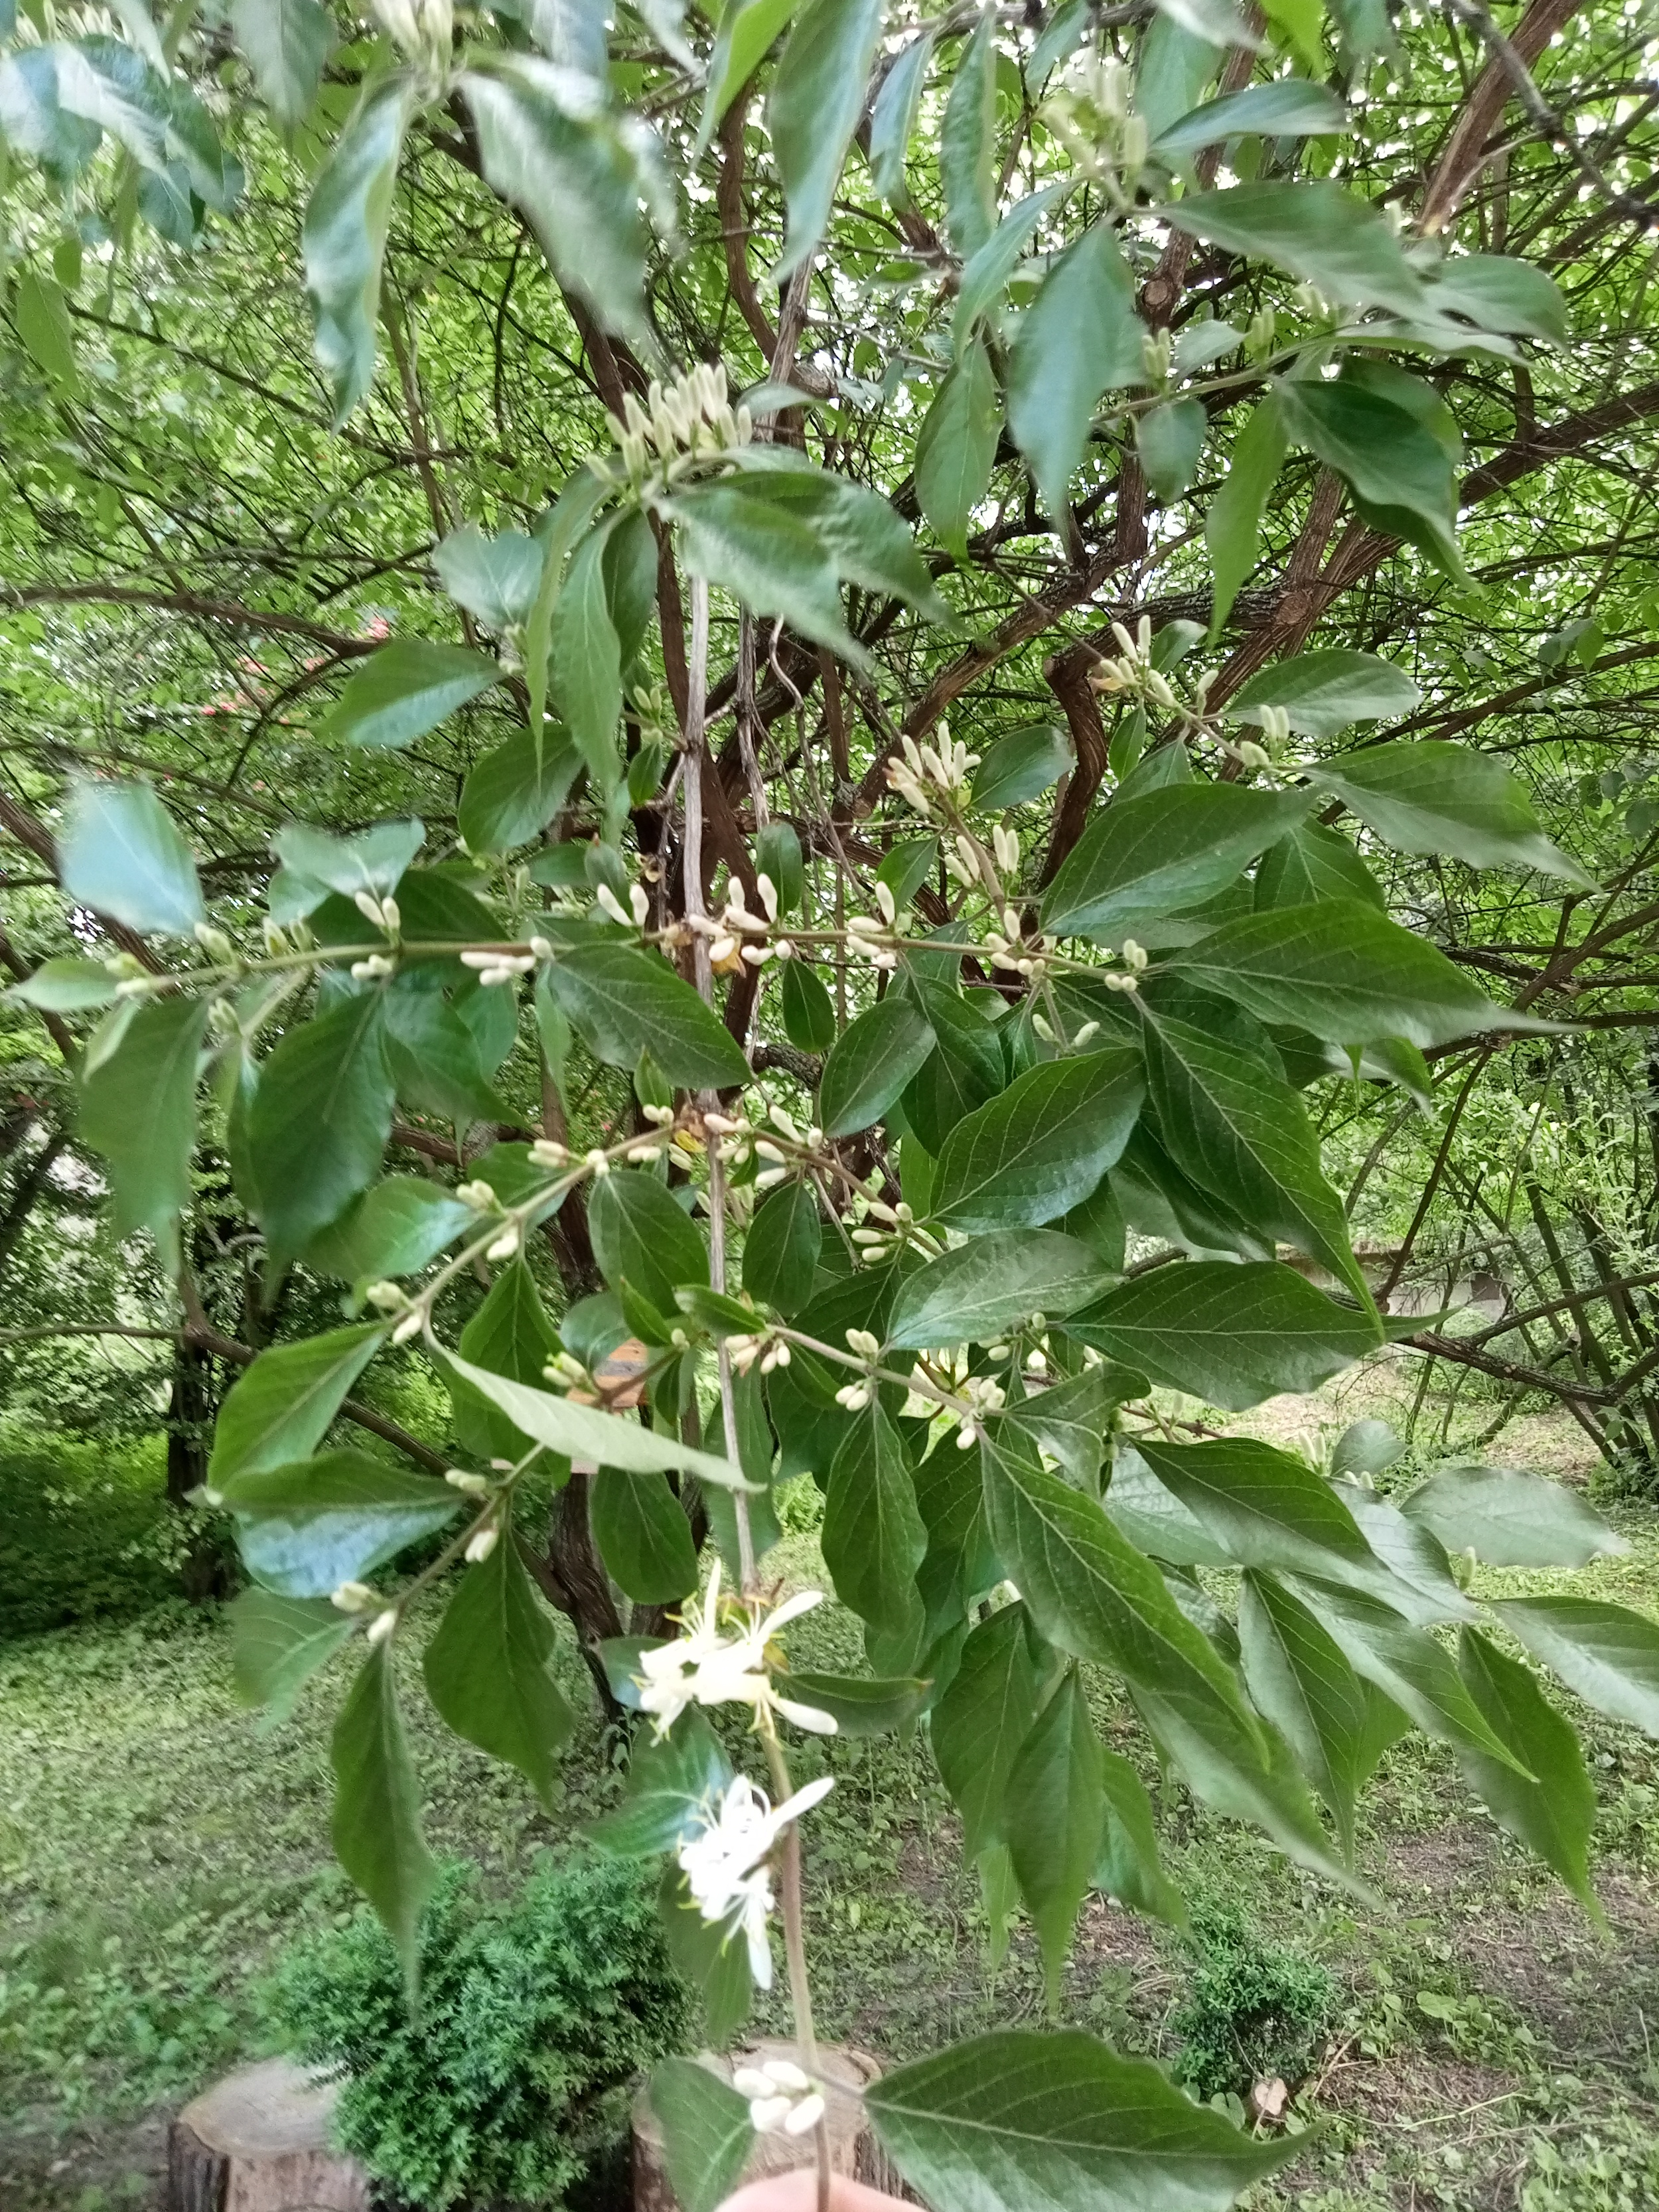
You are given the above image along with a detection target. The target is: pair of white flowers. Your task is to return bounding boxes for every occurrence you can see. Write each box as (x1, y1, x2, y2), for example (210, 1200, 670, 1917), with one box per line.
(633, 1563, 838, 1739)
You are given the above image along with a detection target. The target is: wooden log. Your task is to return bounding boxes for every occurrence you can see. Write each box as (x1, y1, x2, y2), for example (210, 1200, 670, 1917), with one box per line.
(633, 2040, 913, 2212)
(167, 2057, 369, 2212)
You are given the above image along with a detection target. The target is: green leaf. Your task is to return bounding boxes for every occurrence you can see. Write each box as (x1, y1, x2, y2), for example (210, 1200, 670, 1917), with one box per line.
(868, 27, 932, 210)
(768, 0, 885, 277)
(1486, 1597, 1659, 1739)
(701, 0, 797, 137)
(1104, 1446, 1230, 1568)
(1238, 1572, 1372, 1861)
(1329, 1477, 1473, 1626)
(1008, 1667, 1104, 2006)
(1041, 784, 1311, 943)
(777, 1669, 930, 1735)
(824, 1404, 927, 1645)
(755, 820, 804, 915)
(1311, 741, 1593, 884)
(382, 986, 510, 1126)
(954, 183, 1068, 352)
(519, 0, 612, 75)
(865, 2028, 1297, 2212)
(15, 266, 78, 388)
(1205, 394, 1287, 638)
(916, 338, 1001, 563)
(1135, 9, 1225, 146)
(940, 5, 997, 259)
(971, 723, 1073, 812)
(461, 52, 653, 341)
(658, 1863, 753, 2045)
(451, 1258, 563, 1459)
(551, 520, 624, 786)
(230, 1586, 352, 1726)
(933, 1601, 1045, 1858)
(1133, 1436, 1388, 1593)
(246, 992, 395, 1268)
(271, 819, 423, 913)
(330, 1644, 437, 1988)
(902, 978, 1005, 1151)
(1007, 224, 1145, 523)
(1254, 821, 1386, 912)
(1152, 78, 1350, 158)
(733, 471, 950, 623)
(1172, 904, 1550, 1049)
(60, 777, 204, 936)
(1455, 1627, 1601, 1917)
(79, 994, 208, 1262)
(1066, 1262, 1381, 1412)
(1005, 1366, 1134, 1495)
(422, 1522, 575, 1806)
(209, 1322, 384, 1485)
(743, 1180, 822, 1314)
(590, 1167, 709, 1317)
(648, 2060, 753, 2212)
(446, 1350, 755, 1489)
(592, 1709, 734, 1857)
(1231, 648, 1421, 737)
(668, 479, 859, 662)
(932, 1049, 1143, 1230)
(1155, 179, 1429, 319)
(591, 1467, 700, 1602)
(228, 0, 332, 125)
(1143, 1013, 1371, 1302)
(543, 941, 750, 1087)
(302, 73, 412, 421)
(7, 956, 118, 1010)
(1429, 254, 1569, 344)
(781, 958, 836, 1052)
(1096, 1745, 1187, 1927)
(318, 639, 500, 751)
(436, 521, 545, 633)
(458, 726, 580, 853)
(1135, 398, 1206, 504)
(224, 1449, 461, 1598)
(1276, 374, 1461, 576)
(888, 1231, 1116, 1350)
(818, 994, 936, 1138)
(1402, 1464, 1624, 1570)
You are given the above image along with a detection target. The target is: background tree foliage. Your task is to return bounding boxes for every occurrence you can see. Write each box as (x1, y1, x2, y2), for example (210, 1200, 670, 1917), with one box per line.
(3, 0, 1659, 2201)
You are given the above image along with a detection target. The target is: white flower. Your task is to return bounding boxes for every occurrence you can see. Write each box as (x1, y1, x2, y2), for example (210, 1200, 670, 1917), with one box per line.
(633, 1563, 837, 1737)
(677, 1774, 835, 1986)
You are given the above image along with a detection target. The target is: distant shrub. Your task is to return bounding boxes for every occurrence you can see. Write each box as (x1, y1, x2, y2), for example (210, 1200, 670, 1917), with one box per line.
(265, 1854, 690, 2211)
(1170, 1903, 1334, 2099)
(0, 1429, 182, 1639)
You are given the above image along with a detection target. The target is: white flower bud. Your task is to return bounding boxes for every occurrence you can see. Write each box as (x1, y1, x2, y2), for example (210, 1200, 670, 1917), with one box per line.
(875, 881, 897, 926)
(366, 1607, 397, 1645)
(595, 883, 631, 927)
(354, 891, 387, 924)
(465, 1525, 499, 1564)
(446, 1469, 490, 1495)
(380, 896, 401, 934)
(330, 1580, 376, 1613)
(485, 1226, 521, 1262)
(755, 871, 780, 921)
(391, 1309, 425, 1345)
(585, 1148, 611, 1176)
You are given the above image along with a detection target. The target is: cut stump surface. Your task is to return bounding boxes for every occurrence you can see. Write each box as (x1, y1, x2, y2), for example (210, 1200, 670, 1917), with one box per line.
(167, 2057, 368, 2212)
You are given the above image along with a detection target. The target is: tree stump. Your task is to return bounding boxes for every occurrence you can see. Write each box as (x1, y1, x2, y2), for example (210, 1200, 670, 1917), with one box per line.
(167, 2057, 369, 2212)
(632, 2041, 912, 2212)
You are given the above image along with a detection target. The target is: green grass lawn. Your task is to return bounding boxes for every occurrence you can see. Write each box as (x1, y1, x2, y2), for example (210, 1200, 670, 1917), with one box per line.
(4, 1385, 1659, 2211)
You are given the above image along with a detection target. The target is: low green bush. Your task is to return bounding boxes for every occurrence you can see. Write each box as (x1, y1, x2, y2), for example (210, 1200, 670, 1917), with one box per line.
(1169, 1903, 1334, 2100)
(0, 1429, 182, 1639)
(265, 1854, 690, 2212)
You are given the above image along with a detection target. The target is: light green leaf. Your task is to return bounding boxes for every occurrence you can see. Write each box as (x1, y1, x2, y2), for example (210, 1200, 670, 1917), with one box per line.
(869, 29, 932, 210)
(271, 819, 424, 906)
(1429, 254, 1569, 344)
(932, 1601, 1045, 1859)
(734, 469, 950, 621)
(591, 1467, 700, 1602)
(971, 721, 1072, 811)
(1155, 179, 1429, 319)
(865, 2028, 1298, 2212)
(1005, 1366, 1137, 1495)
(1456, 1627, 1601, 1917)
(648, 2060, 754, 2212)
(519, 0, 611, 76)
(1153, 78, 1350, 158)
(317, 639, 501, 751)
(1007, 224, 1145, 523)
(228, 0, 332, 125)
(80, 994, 208, 1262)
(932, 1049, 1143, 1231)
(1238, 1572, 1372, 1862)
(1135, 9, 1224, 144)
(1205, 393, 1286, 638)
(1402, 1463, 1624, 1570)
(1311, 741, 1593, 884)
(1041, 783, 1311, 943)
(1066, 1262, 1381, 1411)
(246, 993, 395, 1268)
(1486, 1597, 1659, 1739)
(916, 338, 1001, 563)
(779, 1668, 931, 1735)
(888, 1231, 1115, 1350)
(9, 956, 119, 1010)
(303, 73, 413, 421)
(330, 1644, 437, 1987)
(668, 479, 859, 663)
(551, 520, 624, 786)
(307, 1177, 474, 1287)
(60, 777, 204, 936)
(1135, 398, 1206, 503)
(1231, 648, 1421, 737)
(768, 0, 885, 277)
(824, 1404, 927, 1644)
(1329, 1477, 1473, 1626)
(435, 520, 545, 632)
(657, 1863, 753, 2045)
(210, 1323, 385, 1486)
(230, 1587, 354, 1728)
(954, 183, 1068, 352)
(15, 266, 78, 388)
(700, 0, 797, 139)
(819, 994, 937, 1138)
(224, 1449, 460, 1597)
(446, 1350, 756, 1489)
(543, 940, 751, 1087)
(940, 5, 997, 260)
(590, 1166, 709, 1317)
(743, 1180, 822, 1315)
(1007, 1668, 1104, 2006)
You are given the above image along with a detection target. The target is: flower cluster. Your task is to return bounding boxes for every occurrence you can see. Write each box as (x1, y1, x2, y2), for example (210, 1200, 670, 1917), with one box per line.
(885, 723, 978, 818)
(676, 1772, 834, 1988)
(732, 2057, 826, 2138)
(953, 1370, 1007, 1449)
(461, 946, 539, 989)
(705, 1103, 823, 1190)
(634, 1564, 837, 1738)
(600, 364, 754, 494)
(1088, 617, 1184, 709)
(847, 1202, 940, 1269)
(844, 879, 907, 972)
(1041, 52, 1147, 199)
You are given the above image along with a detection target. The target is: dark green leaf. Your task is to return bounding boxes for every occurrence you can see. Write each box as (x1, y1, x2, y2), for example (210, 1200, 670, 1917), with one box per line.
(940, 6, 997, 259)
(1004, 1366, 1131, 1494)
(423, 1523, 575, 1806)
(453, 1258, 563, 1459)
(901, 978, 1005, 1152)
(824, 1404, 927, 1644)
(932, 1049, 1143, 1230)
(1133, 1435, 1388, 1594)
(1456, 1627, 1601, 1916)
(1231, 648, 1421, 737)
(1007, 224, 1145, 523)
(1066, 1262, 1380, 1411)
(1329, 1477, 1474, 1626)
(1205, 394, 1286, 638)
(302, 74, 412, 421)
(330, 1643, 437, 1987)
(589, 1167, 709, 1317)
(755, 821, 804, 914)
(887, 1231, 1116, 1350)
(743, 1179, 822, 1314)
(551, 521, 623, 786)
(1486, 1597, 1659, 1739)
(781, 958, 836, 1052)
(865, 2029, 1297, 2212)
(1402, 1463, 1624, 1570)
(778, 1669, 930, 1735)
(247, 992, 394, 1268)
(1311, 741, 1593, 884)
(669, 479, 859, 663)
(819, 994, 936, 1137)
(1008, 1668, 1104, 2006)
(1135, 398, 1206, 503)
(15, 265, 77, 388)
(735, 470, 949, 622)
(226, 1449, 461, 1597)
(60, 777, 204, 936)
(307, 1177, 474, 1286)
(916, 338, 1001, 563)
(230, 1586, 352, 1726)
(933, 1601, 1045, 1858)
(1277, 374, 1461, 575)
(1104, 1445, 1231, 1568)
(382, 986, 510, 1124)
(971, 721, 1074, 811)
(209, 1323, 384, 1487)
(1152, 78, 1350, 157)
(1155, 179, 1429, 319)
(768, 0, 885, 276)
(80, 993, 208, 1262)
(591, 1467, 699, 1602)
(648, 2060, 753, 2212)
(458, 726, 580, 852)
(1238, 1572, 1372, 1862)
(591, 1709, 734, 1857)
(1254, 821, 1386, 912)
(1041, 784, 1311, 942)
(446, 1350, 754, 1489)
(543, 941, 750, 1086)
(228, 0, 332, 125)
(1096, 1746, 1187, 1927)
(318, 638, 500, 751)
(658, 1862, 754, 2045)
